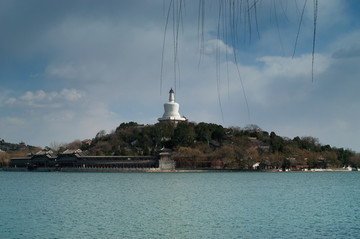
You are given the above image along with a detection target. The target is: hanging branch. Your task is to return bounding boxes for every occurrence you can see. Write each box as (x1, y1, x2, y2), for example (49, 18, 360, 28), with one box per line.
(312, 0, 318, 82)
(293, 0, 307, 58)
(161, 0, 318, 121)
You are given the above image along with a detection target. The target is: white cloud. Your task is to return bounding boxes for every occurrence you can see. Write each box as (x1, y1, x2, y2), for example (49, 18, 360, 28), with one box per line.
(5, 97, 16, 105)
(258, 53, 330, 79)
(5, 88, 84, 110)
(45, 61, 113, 83)
(20, 90, 46, 101)
(60, 88, 84, 101)
(204, 39, 234, 55)
(190, 53, 332, 109)
(1, 89, 119, 147)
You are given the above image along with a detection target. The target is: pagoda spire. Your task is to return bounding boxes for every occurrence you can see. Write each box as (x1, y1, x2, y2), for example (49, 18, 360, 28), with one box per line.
(169, 88, 175, 102)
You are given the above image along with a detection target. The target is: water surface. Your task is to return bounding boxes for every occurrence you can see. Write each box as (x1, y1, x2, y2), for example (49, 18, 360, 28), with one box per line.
(0, 171, 359, 238)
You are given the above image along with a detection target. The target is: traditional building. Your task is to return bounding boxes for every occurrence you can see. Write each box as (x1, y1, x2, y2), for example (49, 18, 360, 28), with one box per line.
(158, 88, 186, 123)
(5, 149, 173, 172)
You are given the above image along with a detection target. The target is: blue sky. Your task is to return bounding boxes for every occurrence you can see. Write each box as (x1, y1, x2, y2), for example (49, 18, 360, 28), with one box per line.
(1, 0, 360, 152)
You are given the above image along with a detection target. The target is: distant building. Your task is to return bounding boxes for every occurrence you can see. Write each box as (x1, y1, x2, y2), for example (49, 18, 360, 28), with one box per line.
(6, 149, 162, 172)
(6, 147, 179, 171)
(82, 139, 92, 146)
(158, 88, 186, 123)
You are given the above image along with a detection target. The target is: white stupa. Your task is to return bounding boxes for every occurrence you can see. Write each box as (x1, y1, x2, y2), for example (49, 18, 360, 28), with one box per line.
(158, 88, 186, 123)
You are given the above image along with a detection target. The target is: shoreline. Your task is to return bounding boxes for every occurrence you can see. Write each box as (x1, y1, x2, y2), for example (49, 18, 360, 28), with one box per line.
(1, 167, 358, 173)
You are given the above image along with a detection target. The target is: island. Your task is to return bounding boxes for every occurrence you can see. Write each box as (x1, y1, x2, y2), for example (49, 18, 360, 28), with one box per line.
(2, 89, 360, 172)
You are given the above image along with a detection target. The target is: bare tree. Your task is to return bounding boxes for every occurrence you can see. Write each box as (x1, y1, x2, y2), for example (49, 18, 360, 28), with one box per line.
(95, 130, 106, 139)
(49, 141, 66, 152)
(66, 140, 83, 150)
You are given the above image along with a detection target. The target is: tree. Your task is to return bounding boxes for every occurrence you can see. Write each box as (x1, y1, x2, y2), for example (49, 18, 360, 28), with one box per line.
(172, 147, 205, 168)
(212, 125, 226, 142)
(174, 122, 196, 147)
(293, 136, 302, 147)
(350, 154, 360, 168)
(306, 151, 320, 168)
(195, 122, 225, 144)
(270, 132, 284, 153)
(66, 140, 82, 150)
(0, 151, 10, 167)
(153, 122, 175, 148)
(323, 151, 341, 168)
(95, 130, 106, 139)
(195, 122, 213, 144)
(301, 136, 321, 152)
(244, 146, 259, 170)
(213, 145, 237, 169)
(267, 151, 283, 169)
(92, 141, 113, 156)
(336, 148, 355, 167)
(117, 122, 139, 130)
(48, 141, 66, 152)
(244, 124, 261, 132)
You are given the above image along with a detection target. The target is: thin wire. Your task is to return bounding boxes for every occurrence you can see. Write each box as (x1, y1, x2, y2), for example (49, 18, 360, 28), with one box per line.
(293, 0, 307, 58)
(160, 0, 174, 96)
(312, 0, 318, 82)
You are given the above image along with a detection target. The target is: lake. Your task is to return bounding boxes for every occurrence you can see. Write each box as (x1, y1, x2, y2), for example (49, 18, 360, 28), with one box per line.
(0, 171, 359, 238)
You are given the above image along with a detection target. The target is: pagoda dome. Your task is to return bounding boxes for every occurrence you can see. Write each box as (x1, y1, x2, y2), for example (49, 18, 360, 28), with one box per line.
(158, 88, 186, 123)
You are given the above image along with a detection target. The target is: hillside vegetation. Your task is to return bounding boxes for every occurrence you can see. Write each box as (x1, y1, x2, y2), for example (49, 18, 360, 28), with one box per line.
(2, 122, 359, 169)
(64, 121, 359, 170)
(0, 139, 41, 167)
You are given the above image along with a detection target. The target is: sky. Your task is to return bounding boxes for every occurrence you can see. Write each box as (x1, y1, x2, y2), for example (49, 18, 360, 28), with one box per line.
(1, 0, 360, 152)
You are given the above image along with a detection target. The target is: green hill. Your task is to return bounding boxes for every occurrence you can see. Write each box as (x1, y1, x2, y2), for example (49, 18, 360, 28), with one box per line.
(71, 121, 358, 170)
